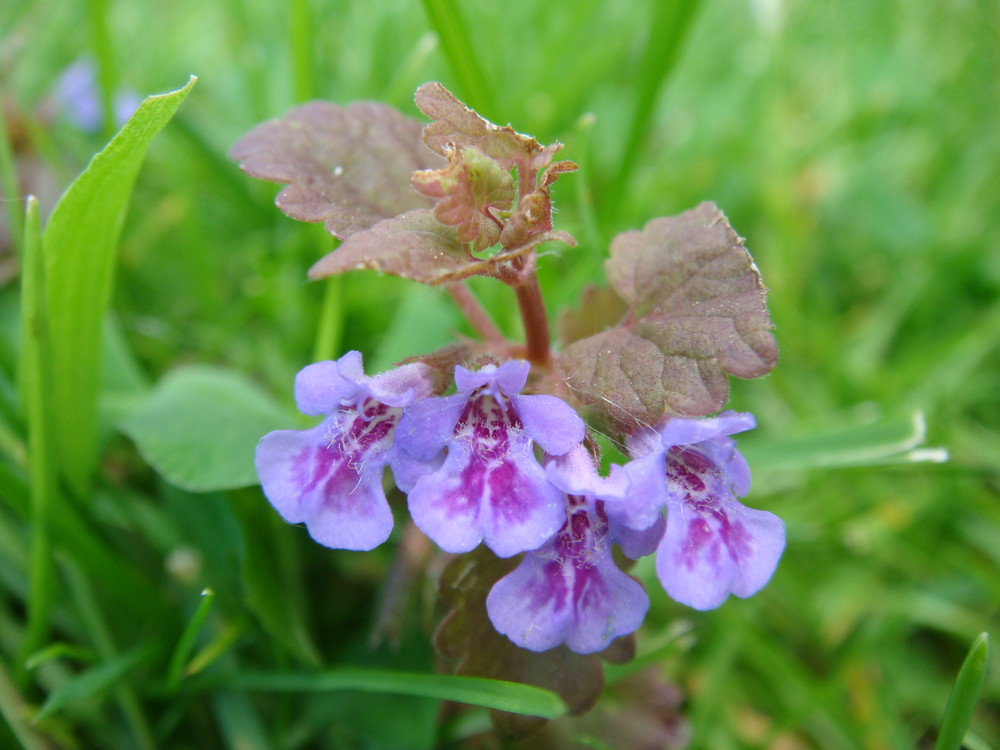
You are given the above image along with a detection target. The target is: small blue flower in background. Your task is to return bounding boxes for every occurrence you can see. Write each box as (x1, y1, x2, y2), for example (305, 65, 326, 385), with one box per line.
(486, 444, 649, 654)
(624, 411, 786, 611)
(395, 360, 585, 558)
(255, 351, 434, 551)
(54, 58, 140, 133)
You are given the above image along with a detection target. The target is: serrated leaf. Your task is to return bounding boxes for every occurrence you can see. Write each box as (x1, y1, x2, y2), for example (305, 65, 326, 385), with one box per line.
(434, 548, 609, 738)
(414, 84, 577, 253)
(308, 208, 574, 284)
(556, 284, 629, 347)
(411, 146, 514, 251)
(230, 101, 442, 239)
(120, 366, 291, 492)
(415, 82, 557, 176)
(559, 202, 776, 429)
(43, 76, 196, 491)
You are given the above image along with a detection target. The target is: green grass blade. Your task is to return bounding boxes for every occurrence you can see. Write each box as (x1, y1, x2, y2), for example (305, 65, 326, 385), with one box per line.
(86, 0, 117, 139)
(0, 658, 50, 750)
(420, 0, 494, 117)
(311, 275, 344, 364)
(60, 556, 156, 750)
(17, 196, 57, 673)
(34, 644, 155, 722)
(606, 0, 703, 220)
(227, 669, 567, 718)
(289, 0, 314, 102)
(166, 589, 215, 691)
(212, 692, 272, 750)
(741, 411, 948, 472)
(43, 75, 196, 494)
(934, 633, 990, 750)
(25, 643, 96, 671)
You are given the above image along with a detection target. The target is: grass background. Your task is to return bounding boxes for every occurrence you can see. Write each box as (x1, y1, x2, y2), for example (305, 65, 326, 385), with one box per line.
(1, 0, 998, 747)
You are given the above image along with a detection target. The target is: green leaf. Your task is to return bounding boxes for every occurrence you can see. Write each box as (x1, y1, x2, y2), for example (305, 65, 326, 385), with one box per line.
(43, 75, 197, 492)
(370, 284, 458, 372)
(935, 633, 990, 750)
(18, 197, 57, 670)
(34, 644, 155, 722)
(741, 411, 949, 472)
(212, 691, 272, 750)
(24, 642, 96, 671)
(228, 488, 321, 667)
(121, 365, 291, 492)
(411, 146, 514, 251)
(226, 669, 567, 719)
(166, 589, 215, 690)
(419, 1, 494, 117)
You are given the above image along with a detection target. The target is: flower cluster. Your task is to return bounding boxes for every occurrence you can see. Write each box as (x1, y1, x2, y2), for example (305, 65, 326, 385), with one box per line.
(236, 80, 783, 673)
(256, 353, 785, 654)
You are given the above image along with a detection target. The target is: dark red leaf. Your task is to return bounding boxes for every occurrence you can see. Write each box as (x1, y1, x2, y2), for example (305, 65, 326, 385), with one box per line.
(434, 547, 613, 739)
(230, 101, 442, 239)
(558, 203, 777, 430)
(308, 210, 575, 285)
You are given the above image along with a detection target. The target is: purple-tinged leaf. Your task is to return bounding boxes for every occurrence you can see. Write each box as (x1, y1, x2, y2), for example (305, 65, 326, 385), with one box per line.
(230, 101, 442, 239)
(411, 146, 514, 251)
(415, 83, 556, 177)
(435, 547, 619, 738)
(307, 209, 467, 281)
(308, 209, 575, 284)
(413, 83, 576, 254)
(514, 667, 689, 750)
(556, 284, 629, 347)
(558, 203, 776, 429)
(498, 160, 579, 248)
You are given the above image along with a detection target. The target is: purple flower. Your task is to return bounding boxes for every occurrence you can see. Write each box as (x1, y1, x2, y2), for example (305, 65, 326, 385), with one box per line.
(394, 360, 585, 557)
(54, 59, 140, 133)
(486, 445, 650, 654)
(624, 411, 785, 611)
(255, 351, 434, 551)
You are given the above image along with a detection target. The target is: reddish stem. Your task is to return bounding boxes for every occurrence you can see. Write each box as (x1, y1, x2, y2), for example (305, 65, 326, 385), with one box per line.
(514, 267, 551, 367)
(446, 283, 505, 344)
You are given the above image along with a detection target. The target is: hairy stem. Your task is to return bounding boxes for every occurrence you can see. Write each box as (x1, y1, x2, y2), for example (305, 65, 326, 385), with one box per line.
(514, 269, 551, 367)
(446, 283, 504, 343)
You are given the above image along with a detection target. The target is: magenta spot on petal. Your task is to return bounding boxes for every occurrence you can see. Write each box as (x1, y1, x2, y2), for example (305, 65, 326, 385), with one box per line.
(720, 518, 752, 560)
(540, 499, 614, 621)
(487, 460, 534, 524)
(678, 518, 716, 570)
(299, 443, 338, 496)
(296, 399, 401, 515)
(442, 454, 486, 519)
(438, 392, 541, 527)
(535, 560, 568, 613)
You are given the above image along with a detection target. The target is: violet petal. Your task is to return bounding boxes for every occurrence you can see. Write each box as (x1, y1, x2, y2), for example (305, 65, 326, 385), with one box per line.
(512, 393, 585, 456)
(294, 358, 359, 416)
(406, 435, 564, 557)
(486, 500, 650, 654)
(255, 422, 394, 551)
(394, 392, 468, 462)
(656, 494, 784, 610)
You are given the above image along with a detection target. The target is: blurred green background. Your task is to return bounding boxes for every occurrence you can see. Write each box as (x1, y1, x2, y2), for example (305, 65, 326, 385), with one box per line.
(1, 0, 998, 747)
